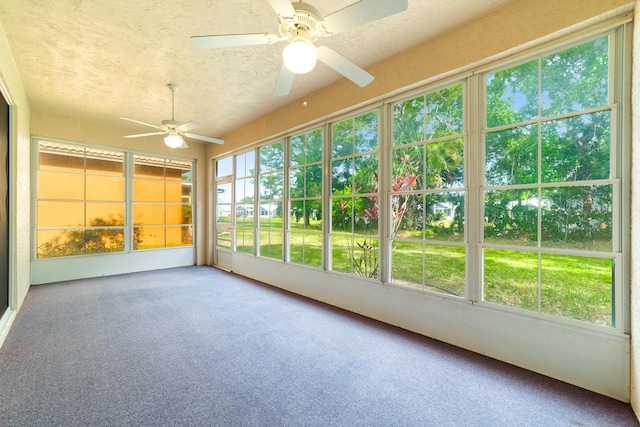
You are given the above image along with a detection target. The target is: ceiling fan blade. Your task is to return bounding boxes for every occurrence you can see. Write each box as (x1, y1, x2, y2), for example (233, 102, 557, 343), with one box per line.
(274, 64, 295, 97)
(123, 131, 167, 138)
(178, 140, 189, 149)
(184, 133, 224, 145)
(321, 0, 408, 35)
(120, 117, 162, 130)
(191, 33, 279, 49)
(266, 0, 296, 18)
(316, 46, 374, 87)
(178, 121, 200, 132)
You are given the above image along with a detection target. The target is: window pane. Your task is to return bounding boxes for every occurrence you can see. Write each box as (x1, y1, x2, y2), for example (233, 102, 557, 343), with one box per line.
(392, 146, 424, 191)
(39, 142, 84, 171)
(425, 138, 464, 189)
(289, 167, 304, 199)
(134, 179, 165, 203)
(331, 235, 378, 278)
(332, 158, 354, 193)
(259, 230, 282, 260)
(217, 204, 232, 224)
(236, 227, 254, 254)
(424, 84, 464, 139)
(259, 171, 284, 200)
(236, 151, 255, 177)
(236, 203, 254, 223)
(182, 181, 192, 204)
(166, 159, 191, 179)
(391, 241, 423, 287)
(541, 111, 610, 182)
(305, 129, 323, 163)
(134, 158, 164, 178)
(332, 198, 353, 233)
(353, 237, 378, 278)
(259, 202, 282, 227)
(541, 185, 612, 251)
(541, 37, 609, 117)
(393, 95, 425, 146)
(305, 165, 322, 197)
(485, 125, 537, 186)
(134, 204, 164, 226)
(290, 135, 305, 167)
(165, 204, 190, 225)
(290, 200, 322, 230)
(356, 196, 377, 235)
(484, 189, 538, 246)
(86, 203, 124, 226)
(165, 181, 184, 202)
(541, 254, 612, 326)
(332, 118, 354, 158)
(86, 175, 124, 201)
(38, 171, 84, 200)
(216, 230, 232, 249)
(134, 226, 165, 250)
(426, 192, 464, 242)
(390, 192, 417, 239)
(85, 151, 124, 175)
(217, 182, 232, 204)
(290, 232, 322, 268)
(235, 177, 254, 202)
(353, 155, 378, 194)
(38, 201, 84, 227)
(355, 111, 379, 153)
(216, 156, 233, 177)
(424, 244, 465, 297)
(331, 235, 352, 273)
(484, 249, 539, 310)
(166, 226, 192, 247)
(37, 229, 84, 258)
(84, 228, 125, 254)
(260, 141, 284, 173)
(486, 59, 538, 128)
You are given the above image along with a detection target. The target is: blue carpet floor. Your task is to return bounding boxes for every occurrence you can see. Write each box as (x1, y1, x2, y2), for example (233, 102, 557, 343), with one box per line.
(0, 266, 637, 426)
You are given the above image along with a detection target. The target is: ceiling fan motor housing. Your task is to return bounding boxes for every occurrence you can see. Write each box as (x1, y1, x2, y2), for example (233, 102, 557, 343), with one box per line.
(161, 119, 182, 130)
(278, 2, 323, 42)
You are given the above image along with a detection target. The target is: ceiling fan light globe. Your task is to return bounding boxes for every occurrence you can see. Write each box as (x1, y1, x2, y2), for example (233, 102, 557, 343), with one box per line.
(283, 41, 317, 74)
(164, 134, 185, 148)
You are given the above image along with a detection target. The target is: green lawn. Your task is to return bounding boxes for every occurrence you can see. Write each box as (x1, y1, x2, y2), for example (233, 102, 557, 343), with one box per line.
(230, 220, 613, 326)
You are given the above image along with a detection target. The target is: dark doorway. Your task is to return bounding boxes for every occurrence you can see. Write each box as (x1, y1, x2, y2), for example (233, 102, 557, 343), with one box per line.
(0, 94, 8, 318)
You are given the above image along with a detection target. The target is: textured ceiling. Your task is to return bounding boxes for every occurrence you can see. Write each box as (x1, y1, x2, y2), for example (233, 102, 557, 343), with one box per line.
(0, 0, 513, 144)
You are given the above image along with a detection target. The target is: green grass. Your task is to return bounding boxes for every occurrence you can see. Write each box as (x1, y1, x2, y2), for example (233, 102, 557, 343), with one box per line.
(484, 249, 612, 326)
(230, 220, 613, 326)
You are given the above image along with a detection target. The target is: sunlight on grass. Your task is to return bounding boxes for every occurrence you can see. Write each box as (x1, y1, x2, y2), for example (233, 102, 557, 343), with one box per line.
(484, 249, 612, 326)
(391, 242, 465, 297)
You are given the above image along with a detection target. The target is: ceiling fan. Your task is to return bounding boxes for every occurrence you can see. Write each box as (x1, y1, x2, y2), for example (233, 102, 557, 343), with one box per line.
(121, 84, 224, 148)
(191, 0, 409, 96)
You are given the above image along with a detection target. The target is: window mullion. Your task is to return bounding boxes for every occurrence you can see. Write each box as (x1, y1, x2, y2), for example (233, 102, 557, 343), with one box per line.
(467, 75, 481, 302)
(323, 122, 332, 272)
(379, 104, 391, 284)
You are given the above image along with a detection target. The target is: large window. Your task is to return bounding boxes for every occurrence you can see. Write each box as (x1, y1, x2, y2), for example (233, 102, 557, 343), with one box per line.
(217, 26, 627, 330)
(133, 155, 193, 250)
(235, 151, 255, 254)
(481, 35, 618, 326)
(289, 128, 323, 268)
(215, 156, 233, 251)
(35, 140, 194, 258)
(390, 84, 466, 296)
(36, 141, 125, 258)
(330, 112, 379, 277)
(258, 141, 285, 260)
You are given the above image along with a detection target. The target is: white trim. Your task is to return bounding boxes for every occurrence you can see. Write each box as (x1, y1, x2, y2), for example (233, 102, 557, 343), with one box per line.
(31, 247, 194, 284)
